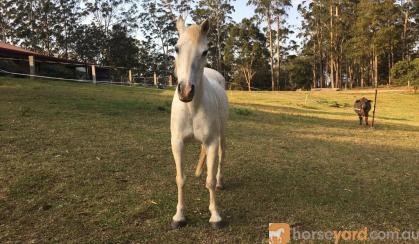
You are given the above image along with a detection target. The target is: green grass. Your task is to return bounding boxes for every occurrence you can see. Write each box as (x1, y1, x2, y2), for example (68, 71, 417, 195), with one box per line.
(0, 77, 418, 243)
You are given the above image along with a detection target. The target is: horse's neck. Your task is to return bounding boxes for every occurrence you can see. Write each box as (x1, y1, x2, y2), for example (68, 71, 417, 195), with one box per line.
(188, 75, 206, 110)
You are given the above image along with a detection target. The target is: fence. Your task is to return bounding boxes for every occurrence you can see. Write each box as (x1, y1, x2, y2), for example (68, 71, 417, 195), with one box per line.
(0, 55, 175, 89)
(0, 55, 272, 91)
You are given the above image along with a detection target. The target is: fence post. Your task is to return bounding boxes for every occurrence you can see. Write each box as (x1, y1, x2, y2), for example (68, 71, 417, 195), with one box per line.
(128, 69, 132, 84)
(154, 72, 158, 86)
(92, 65, 96, 84)
(169, 75, 173, 87)
(28, 56, 35, 79)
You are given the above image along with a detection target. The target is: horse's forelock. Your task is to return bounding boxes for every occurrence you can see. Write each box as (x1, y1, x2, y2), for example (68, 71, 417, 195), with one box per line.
(182, 25, 206, 44)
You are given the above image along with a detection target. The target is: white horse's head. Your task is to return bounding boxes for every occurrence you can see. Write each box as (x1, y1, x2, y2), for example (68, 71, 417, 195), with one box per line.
(175, 17, 209, 103)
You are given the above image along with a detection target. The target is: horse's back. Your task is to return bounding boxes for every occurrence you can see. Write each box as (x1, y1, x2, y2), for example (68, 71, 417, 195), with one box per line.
(204, 68, 225, 88)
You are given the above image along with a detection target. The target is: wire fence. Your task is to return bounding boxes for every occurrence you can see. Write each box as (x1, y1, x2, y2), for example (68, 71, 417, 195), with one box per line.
(0, 55, 268, 91)
(0, 56, 176, 89)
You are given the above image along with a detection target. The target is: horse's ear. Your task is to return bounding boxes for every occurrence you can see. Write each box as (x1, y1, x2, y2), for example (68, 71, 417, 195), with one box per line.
(201, 19, 210, 35)
(176, 16, 186, 34)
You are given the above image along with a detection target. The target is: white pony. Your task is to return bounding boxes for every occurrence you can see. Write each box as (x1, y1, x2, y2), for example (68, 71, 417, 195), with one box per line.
(170, 17, 228, 229)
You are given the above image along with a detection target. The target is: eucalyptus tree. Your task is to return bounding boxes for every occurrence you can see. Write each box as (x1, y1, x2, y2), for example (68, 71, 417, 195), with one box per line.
(73, 23, 107, 64)
(0, 1, 10, 42)
(225, 18, 270, 91)
(2, 1, 41, 51)
(55, 0, 83, 59)
(398, 0, 416, 60)
(2, 0, 82, 56)
(247, 0, 292, 90)
(272, 0, 291, 90)
(175, 0, 195, 20)
(139, 0, 177, 74)
(247, 0, 275, 90)
(298, 0, 328, 88)
(104, 24, 140, 68)
(84, 0, 138, 37)
(191, 0, 235, 76)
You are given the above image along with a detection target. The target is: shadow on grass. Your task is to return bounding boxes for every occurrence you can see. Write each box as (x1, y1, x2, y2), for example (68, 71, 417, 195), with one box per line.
(230, 104, 419, 133)
(232, 101, 414, 124)
(220, 119, 418, 231)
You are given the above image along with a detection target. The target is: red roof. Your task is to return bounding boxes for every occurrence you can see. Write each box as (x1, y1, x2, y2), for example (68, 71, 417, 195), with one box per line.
(0, 42, 39, 56)
(0, 42, 87, 65)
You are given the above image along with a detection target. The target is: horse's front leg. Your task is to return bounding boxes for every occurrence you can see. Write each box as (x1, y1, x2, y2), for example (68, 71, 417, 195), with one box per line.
(171, 137, 187, 228)
(205, 141, 224, 228)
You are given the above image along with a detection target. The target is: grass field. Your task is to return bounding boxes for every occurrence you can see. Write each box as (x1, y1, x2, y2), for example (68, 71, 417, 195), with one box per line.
(0, 77, 418, 243)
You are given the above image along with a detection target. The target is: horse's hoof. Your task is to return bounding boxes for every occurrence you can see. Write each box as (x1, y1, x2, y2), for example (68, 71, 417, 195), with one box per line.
(210, 221, 225, 229)
(216, 185, 224, 190)
(171, 220, 187, 229)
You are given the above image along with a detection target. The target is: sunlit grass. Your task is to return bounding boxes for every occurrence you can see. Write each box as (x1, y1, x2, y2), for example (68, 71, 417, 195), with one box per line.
(0, 77, 418, 243)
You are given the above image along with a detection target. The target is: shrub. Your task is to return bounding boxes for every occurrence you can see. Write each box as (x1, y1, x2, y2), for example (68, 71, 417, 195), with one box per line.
(391, 59, 419, 90)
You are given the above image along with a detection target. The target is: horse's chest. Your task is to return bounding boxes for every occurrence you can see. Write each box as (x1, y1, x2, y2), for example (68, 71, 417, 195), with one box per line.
(181, 115, 214, 142)
(192, 121, 208, 138)
(172, 100, 219, 143)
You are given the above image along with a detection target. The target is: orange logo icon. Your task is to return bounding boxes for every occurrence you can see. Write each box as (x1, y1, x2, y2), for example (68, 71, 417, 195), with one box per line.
(269, 223, 290, 244)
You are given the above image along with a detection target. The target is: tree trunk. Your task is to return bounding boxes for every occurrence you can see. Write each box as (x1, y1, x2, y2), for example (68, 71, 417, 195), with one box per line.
(276, 16, 281, 90)
(312, 40, 317, 88)
(312, 61, 317, 89)
(319, 1, 324, 88)
(345, 60, 349, 90)
(374, 47, 378, 88)
(388, 53, 391, 86)
(216, 18, 222, 72)
(319, 31, 324, 88)
(391, 44, 394, 67)
(361, 66, 364, 88)
(402, 1, 410, 60)
(29, 1, 36, 51)
(267, 8, 275, 91)
(336, 57, 340, 88)
(242, 66, 254, 92)
(370, 56, 373, 86)
(329, 3, 334, 88)
(63, 3, 69, 59)
(335, 2, 340, 88)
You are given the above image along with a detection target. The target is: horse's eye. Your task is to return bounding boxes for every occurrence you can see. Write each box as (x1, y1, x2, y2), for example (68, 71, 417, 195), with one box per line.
(202, 50, 208, 57)
(175, 47, 179, 54)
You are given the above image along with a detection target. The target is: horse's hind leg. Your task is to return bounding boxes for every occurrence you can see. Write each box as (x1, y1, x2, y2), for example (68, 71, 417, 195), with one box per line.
(359, 116, 363, 125)
(206, 141, 223, 228)
(216, 136, 225, 190)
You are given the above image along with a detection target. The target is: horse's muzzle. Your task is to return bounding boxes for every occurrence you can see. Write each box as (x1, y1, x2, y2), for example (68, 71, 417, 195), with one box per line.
(178, 82, 195, 103)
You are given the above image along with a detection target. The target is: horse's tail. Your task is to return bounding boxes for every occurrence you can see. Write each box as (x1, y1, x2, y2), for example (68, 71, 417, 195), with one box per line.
(195, 144, 206, 177)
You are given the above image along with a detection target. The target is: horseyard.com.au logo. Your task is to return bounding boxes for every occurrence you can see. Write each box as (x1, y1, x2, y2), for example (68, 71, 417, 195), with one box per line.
(269, 223, 419, 243)
(269, 223, 290, 244)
